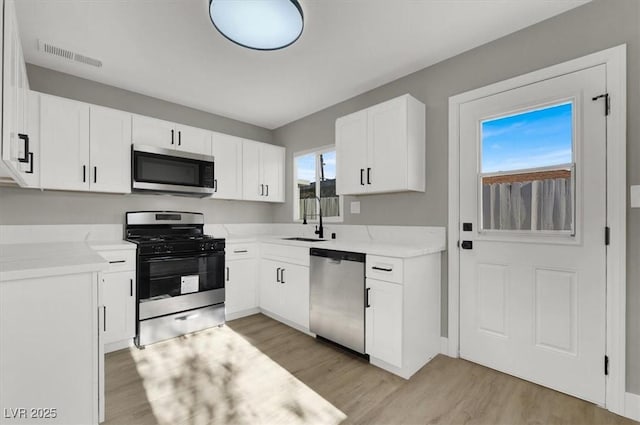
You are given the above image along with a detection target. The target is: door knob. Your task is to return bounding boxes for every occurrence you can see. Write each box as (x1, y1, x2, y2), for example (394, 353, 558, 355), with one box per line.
(461, 240, 473, 250)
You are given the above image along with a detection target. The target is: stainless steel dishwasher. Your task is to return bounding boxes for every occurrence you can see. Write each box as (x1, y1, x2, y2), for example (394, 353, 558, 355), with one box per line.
(310, 248, 366, 354)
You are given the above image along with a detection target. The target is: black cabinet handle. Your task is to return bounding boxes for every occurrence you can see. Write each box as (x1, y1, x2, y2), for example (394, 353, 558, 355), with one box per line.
(178, 130, 181, 146)
(233, 250, 248, 253)
(83, 165, 86, 183)
(226, 266, 230, 282)
(17, 134, 29, 163)
(265, 184, 269, 197)
(25, 152, 34, 174)
(366, 287, 371, 308)
(214, 179, 218, 192)
(260, 184, 264, 196)
(461, 240, 473, 250)
(171, 129, 175, 145)
(372, 266, 392, 272)
(130, 278, 133, 297)
(276, 267, 281, 282)
(281, 268, 285, 284)
(94, 166, 97, 183)
(103, 306, 107, 332)
(109, 260, 126, 264)
(360, 168, 365, 185)
(367, 168, 371, 185)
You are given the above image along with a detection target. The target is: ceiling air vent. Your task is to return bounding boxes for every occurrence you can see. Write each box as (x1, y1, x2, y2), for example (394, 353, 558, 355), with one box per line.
(38, 40, 102, 68)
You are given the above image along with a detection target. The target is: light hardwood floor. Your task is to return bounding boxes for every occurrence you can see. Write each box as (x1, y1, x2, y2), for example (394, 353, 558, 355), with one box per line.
(105, 313, 637, 425)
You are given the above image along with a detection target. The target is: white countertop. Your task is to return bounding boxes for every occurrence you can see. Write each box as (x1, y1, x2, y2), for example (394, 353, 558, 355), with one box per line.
(0, 242, 109, 282)
(229, 234, 446, 258)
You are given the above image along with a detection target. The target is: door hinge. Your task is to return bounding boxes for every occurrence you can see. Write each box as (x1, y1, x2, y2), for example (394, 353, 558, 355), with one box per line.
(592, 93, 610, 116)
(605, 226, 610, 246)
(604, 355, 609, 375)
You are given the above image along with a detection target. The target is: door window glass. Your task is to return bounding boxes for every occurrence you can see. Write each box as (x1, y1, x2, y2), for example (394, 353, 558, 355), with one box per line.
(480, 102, 574, 232)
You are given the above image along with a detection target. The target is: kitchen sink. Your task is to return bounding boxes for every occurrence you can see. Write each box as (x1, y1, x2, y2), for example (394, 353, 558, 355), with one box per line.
(282, 237, 326, 242)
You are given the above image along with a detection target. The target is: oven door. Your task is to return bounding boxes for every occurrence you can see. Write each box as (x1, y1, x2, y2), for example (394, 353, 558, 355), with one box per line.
(132, 145, 215, 195)
(138, 251, 225, 319)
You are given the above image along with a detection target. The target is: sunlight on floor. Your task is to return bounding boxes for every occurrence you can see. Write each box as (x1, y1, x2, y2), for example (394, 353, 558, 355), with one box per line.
(128, 325, 346, 425)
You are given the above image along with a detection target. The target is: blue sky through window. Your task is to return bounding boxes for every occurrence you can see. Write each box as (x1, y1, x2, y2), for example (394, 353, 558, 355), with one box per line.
(295, 150, 336, 182)
(481, 102, 573, 173)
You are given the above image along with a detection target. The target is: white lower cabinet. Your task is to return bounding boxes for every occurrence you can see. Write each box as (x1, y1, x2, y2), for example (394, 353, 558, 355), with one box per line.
(365, 278, 403, 367)
(225, 243, 259, 319)
(96, 248, 136, 352)
(364, 253, 441, 379)
(0, 271, 103, 424)
(259, 258, 309, 330)
(100, 271, 136, 346)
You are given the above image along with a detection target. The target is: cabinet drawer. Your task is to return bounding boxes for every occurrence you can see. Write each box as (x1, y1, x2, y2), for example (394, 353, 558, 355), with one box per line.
(226, 243, 257, 260)
(261, 243, 310, 266)
(366, 255, 403, 284)
(98, 250, 136, 272)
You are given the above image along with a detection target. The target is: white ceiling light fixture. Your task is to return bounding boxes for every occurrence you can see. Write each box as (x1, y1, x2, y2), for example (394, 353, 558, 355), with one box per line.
(208, 0, 304, 51)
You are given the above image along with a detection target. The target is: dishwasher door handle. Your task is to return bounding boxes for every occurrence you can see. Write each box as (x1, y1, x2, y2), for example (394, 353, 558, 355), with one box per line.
(365, 287, 371, 308)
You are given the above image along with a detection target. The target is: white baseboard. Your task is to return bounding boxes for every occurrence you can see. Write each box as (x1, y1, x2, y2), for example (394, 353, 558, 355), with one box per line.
(625, 392, 640, 421)
(440, 337, 449, 355)
(105, 338, 134, 354)
(225, 307, 260, 322)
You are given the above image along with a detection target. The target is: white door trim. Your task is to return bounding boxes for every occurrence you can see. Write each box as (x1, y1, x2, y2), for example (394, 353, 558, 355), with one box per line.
(448, 45, 627, 415)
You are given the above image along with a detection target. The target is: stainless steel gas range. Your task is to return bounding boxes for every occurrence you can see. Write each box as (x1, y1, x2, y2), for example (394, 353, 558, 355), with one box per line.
(125, 211, 225, 347)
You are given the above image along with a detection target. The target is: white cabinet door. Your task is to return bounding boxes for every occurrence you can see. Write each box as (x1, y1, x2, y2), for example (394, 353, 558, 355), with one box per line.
(101, 271, 136, 345)
(242, 139, 263, 201)
(1, 0, 32, 187)
(0, 272, 99, 425)
(225, 258, 258, 316)
(20, 90, 40, 187)
(336, 109, 368, 195)
(90, 106, 132, 193)
(211, 132, 243, 199)
(259, 259, 281, 315)
(365, 278, 403, 368)
(131, 115, 175, 149)
(367, 97, 408, 193)
(280, 263, 309, 329)
(40, 95, 90, 191)
(261, 143, 285, 202)
(175, 124, 212, 155)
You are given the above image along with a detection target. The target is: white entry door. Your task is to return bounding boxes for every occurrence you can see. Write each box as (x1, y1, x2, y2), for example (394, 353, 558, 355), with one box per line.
(459, 65, 607, 404)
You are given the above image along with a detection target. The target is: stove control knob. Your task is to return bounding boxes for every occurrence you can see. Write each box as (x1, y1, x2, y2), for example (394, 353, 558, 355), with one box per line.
(200, 243, 206, 251)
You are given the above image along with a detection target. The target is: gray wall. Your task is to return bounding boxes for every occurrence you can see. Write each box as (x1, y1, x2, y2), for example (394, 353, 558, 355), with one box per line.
(271, 0, 640, 393)
(26, 64, 274, 143)
(0, 65, 277, 226)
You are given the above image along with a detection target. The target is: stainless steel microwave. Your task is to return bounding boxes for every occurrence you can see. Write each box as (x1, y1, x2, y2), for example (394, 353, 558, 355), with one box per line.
(132, 145, 215, 197)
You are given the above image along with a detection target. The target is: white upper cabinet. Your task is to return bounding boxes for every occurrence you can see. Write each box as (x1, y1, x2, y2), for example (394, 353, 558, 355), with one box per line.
(41, 94, 131, 193)
(131, 115, 175, 149)
(175, 124, 212, 155)
(1, 0, 34, 187)
(211, 132, 243, 200)
(260, 143, 284, 202)
(336, 109, 368, 195)
(242, 140, 285, 202)
(40, 95, 90, 191)
(89, 106, 132, 193)
(131, 115, 212, 156)
(336, 94, 425, 195)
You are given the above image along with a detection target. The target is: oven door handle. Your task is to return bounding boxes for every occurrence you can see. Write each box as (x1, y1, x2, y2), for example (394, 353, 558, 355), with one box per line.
(142, 253, 222, 262)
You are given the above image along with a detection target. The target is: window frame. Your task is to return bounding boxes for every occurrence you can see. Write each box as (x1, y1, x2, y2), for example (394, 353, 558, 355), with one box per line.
(292, 145, 343, 223)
